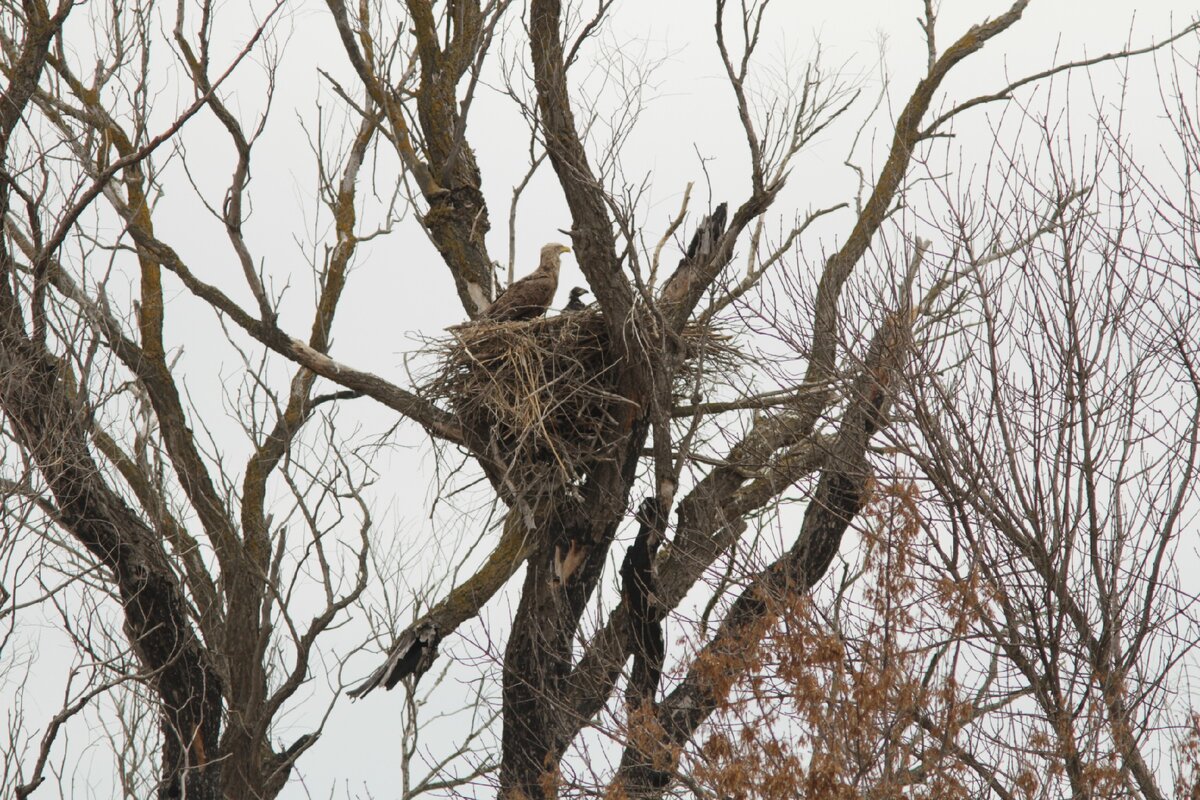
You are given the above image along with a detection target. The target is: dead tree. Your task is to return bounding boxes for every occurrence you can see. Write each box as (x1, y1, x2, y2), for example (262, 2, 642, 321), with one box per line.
(2, 0, 1198, 798)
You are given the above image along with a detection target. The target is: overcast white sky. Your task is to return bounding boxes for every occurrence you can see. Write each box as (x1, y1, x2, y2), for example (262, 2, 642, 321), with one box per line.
(6, 1, 1200, 797)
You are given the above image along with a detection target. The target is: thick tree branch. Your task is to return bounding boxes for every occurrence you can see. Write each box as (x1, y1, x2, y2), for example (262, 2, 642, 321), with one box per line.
(800, 1, 1029, 434)
(0, 308, 224, 798)
(529, 0, 631, 326)
(326, 0, 502, 318)
(609, 299, 916, 797)
(349, 506, 536, 696)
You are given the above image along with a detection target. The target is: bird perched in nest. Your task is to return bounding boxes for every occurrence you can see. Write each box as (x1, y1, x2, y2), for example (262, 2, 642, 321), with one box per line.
(482, 242, 571, 321)
(564, 286, 590, 311)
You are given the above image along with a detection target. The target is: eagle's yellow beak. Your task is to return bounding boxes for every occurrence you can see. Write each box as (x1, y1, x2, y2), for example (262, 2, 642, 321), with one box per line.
(560, 245, 572, 254)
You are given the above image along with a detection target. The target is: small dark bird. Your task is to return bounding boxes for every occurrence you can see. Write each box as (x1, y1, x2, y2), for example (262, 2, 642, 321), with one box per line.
(564, 286, 590, 311)
(482, 242, 570, 321)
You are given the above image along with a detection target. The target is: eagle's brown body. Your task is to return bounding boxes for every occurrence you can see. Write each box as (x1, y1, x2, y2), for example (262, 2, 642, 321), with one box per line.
(483, 243, 570, 321)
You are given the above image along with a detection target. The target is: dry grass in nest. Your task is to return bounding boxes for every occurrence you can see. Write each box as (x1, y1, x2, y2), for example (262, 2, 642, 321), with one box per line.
(423, 309, 736, 501)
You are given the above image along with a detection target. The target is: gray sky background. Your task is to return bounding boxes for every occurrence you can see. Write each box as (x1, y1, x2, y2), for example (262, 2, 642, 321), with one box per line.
(5, 1, 1199, 797)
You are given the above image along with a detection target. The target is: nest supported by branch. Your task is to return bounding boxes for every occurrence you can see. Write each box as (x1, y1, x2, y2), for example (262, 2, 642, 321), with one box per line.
(425, 309, 736, 502)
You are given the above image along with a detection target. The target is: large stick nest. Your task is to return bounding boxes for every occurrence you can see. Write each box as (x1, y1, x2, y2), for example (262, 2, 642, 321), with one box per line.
(424, 309, 737, 501)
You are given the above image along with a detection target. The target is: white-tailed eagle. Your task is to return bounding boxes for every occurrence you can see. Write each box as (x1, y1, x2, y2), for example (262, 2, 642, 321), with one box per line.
(483, 242, 570, 321)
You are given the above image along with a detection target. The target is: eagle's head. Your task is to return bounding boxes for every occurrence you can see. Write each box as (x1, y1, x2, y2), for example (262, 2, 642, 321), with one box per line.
(539, 242, 572, 274)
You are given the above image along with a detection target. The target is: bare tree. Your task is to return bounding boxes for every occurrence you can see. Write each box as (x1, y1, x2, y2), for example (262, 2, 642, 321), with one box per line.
(899, 71, 1200, 797)
(1, 1, 385, 797)
(1, 0, 1198, 798)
